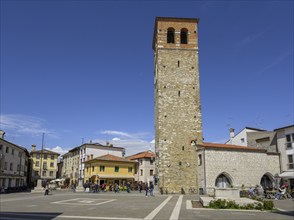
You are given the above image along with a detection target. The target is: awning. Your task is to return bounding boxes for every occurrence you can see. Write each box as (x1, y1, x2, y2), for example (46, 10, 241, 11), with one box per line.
(279, 171, 294, 179)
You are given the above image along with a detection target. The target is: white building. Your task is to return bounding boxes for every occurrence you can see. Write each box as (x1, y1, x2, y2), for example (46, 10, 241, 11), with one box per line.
(275, 125, 294, 187)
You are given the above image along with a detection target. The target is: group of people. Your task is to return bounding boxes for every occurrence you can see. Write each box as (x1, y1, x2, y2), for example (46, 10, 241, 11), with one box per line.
(137, 182, 154, 197)
(247, 183, 291, 200)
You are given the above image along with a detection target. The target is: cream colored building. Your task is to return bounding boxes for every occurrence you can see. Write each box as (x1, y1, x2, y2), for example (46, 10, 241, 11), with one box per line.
(127, 151, 155, 185)
(30, 146, 60, 186)
(0, 131, 31, 189)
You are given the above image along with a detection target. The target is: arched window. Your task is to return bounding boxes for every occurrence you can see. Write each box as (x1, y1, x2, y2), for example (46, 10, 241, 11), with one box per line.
(167, 28, 175, 43)
(180, 28, 188, 44)
(260, 174, 273, 190)
(215, 173, 232, 188)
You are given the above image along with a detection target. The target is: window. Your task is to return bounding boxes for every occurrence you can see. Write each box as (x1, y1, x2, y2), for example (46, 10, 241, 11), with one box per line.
(198, 154, 202, 166)
(100, 166, 105, 172)
(42, 171, 47, 176)
(167, 27, 175, 43)
(288, 155, 294, 169)
(35, 161, 39, 167)
(215, 173, 232, 188)
(43, 162, 47, 169)
(4, 162, 7, 170)
(178, 91, 180, 97)
(50, 162, 54, 167)
(51, 155, 54, 160)
(180, 28, 188, 44)
(6, 147, 9, 153)
(182, 146, 185, 151)
(49, 171, 54, 177)
(10, 163, 13, 171)
(150, 169, 154, 176)
(36, 154, 40, 159)
(0, 144, 2, 151)
(150, 159, 154, 165)
(43, 154, 47, 160)
(11, 149, 14, 155)
(17, 164, 20, 171)
(35, 171, 39, 176)
(241, 138, 245, 143)
(139, 160, 142, 165)
(128, 167, 133, 173)
(140, 169, 143, 176)
(114, 166, 119, 172)
(286, 134, 291, 142)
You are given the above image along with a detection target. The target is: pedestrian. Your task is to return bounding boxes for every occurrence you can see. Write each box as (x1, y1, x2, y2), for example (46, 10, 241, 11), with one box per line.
(139, 182, 142, 193)
(114, 183, 119, 193)
(145, 183, 149, 197)
(44, 184, 49, 196)
(149, 182, 154, 196)
(126, 182, 131, 193)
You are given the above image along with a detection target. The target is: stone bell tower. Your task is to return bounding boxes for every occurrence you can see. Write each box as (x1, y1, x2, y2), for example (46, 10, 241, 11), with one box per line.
(153, 17, 203, 193)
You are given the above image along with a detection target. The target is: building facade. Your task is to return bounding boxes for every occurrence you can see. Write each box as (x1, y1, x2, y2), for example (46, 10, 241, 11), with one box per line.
(62, 142, 125, 187)
(0, 131, 31, 190)
(275, 125, 294, 188)
(153, 17, 203, 193)
(30, 146, 60, 186)
(84, 154, 135, 188)
(197, 142, 280, 195)
(127, 151, 156, 185)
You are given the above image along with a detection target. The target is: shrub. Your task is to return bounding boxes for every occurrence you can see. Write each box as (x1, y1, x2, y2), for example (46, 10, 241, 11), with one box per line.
(263, 200, 274, 210)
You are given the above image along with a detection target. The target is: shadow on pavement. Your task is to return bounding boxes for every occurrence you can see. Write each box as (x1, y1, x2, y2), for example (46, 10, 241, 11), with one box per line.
(0, 212, 62, 220)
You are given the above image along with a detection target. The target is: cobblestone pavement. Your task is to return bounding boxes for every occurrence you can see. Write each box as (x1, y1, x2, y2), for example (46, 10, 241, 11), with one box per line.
(0, 190, 293, 220)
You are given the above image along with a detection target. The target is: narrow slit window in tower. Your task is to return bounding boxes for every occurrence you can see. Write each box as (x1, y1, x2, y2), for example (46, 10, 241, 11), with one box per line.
(178, 91, 181, 97)
(178, 60, 180, 67)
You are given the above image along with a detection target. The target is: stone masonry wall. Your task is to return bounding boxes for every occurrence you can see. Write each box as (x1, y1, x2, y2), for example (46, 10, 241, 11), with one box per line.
(154, 18, 203, 194)
(203, 149, 280, 195)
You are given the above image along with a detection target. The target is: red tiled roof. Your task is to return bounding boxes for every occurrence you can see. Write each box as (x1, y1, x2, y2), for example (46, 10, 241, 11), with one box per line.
(86, 154, 136, 163)
(127, 151, 155, 160)
(199, 142, 266, 152)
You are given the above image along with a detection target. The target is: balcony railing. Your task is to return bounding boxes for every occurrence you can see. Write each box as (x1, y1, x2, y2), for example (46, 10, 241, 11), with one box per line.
(285, 142, 293, 149)
(287, 163, 294, 170)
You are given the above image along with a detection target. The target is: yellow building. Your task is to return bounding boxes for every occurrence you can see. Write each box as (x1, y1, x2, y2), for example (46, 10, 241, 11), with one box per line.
(84, 154, 136, 188)
(30, 145, 60, 186)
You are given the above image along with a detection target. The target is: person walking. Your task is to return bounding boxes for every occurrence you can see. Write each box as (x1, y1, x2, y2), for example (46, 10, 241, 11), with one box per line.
(145, 183, 149, 197)
(44, 184, 49, 196)
(149, 182, 154, 196)
(126, 182, 131, 193)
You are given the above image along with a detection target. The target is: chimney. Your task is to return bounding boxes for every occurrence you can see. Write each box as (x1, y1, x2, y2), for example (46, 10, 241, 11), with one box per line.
(31, 144, 36, 152)
(229, 128, 235, 143)
(0, 130, 5, 139)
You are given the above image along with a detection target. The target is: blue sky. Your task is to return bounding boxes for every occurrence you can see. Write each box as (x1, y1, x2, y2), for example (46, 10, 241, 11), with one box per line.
(1, 0, 293, 156)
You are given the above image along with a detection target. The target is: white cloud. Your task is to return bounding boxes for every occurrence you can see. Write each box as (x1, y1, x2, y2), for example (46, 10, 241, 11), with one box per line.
(92, 138, 155, 156)
(100, 130, 151, 140)
(0, 114, 57, 138)
(45, 146, 69, 156)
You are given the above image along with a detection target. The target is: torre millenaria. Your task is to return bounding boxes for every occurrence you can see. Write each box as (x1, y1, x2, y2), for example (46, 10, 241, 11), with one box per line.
(153, 17, 203, 194)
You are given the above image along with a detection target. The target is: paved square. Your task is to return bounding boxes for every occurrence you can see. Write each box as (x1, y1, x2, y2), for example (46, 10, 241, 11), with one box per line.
(52, 198, 116, 205)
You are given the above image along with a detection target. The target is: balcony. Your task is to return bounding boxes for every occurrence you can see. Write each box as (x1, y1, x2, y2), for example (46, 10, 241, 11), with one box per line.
(285, 142, 293, 149)
(288, 163, 294, 170)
